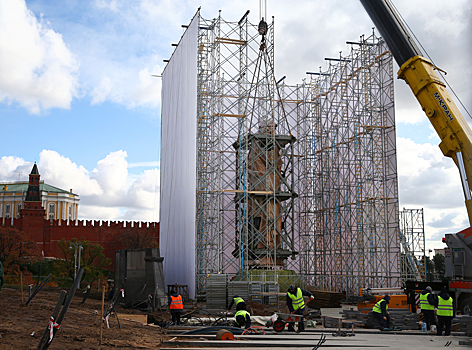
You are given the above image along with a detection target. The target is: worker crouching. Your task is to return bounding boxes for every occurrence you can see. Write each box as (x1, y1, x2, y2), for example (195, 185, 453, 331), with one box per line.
(228, 295, 246, 312)
(234, 304, 251, 329)
(372, 295, 390, 329)
(168, 289, 183, 325)
(286, 284, 314, 332)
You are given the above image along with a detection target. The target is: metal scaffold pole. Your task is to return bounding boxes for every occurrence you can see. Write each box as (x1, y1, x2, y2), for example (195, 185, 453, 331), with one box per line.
(193, 10, 400, 299)
(299, 31, 400, 298)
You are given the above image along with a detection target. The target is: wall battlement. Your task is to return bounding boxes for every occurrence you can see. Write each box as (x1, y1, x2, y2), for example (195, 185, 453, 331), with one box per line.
(1, 215, 160, 269)
(43, 219, 159, 228)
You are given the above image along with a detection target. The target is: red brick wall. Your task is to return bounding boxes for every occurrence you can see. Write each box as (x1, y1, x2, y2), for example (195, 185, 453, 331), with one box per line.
(2, 215, 159, 270)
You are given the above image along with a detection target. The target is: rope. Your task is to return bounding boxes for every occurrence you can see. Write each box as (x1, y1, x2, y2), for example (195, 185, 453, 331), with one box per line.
(241, 325, 265, 335)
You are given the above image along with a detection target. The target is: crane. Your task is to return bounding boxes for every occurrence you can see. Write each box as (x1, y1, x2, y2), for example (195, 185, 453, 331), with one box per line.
(359, 0, 472, 315)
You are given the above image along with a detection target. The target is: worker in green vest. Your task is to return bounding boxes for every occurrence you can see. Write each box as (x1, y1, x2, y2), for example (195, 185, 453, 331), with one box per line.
(286, 284, 314, 332)
(372, 295, 390, 329)
(435, 287, 454, 336)
(420, 286, 436, 330)
(228, 295, 246, 312)
(234, 305, 251, 329)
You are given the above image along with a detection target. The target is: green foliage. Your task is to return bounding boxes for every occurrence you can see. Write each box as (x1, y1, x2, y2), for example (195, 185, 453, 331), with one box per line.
(55, 238, 111, 283)
(27, 259, 56, 276)
(419, 256, 435, 282)
(432, 253, 445, 279)
(425, 256, 435, 281)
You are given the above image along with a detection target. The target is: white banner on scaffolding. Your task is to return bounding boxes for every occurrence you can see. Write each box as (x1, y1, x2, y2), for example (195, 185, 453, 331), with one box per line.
(160, 11, 198, 298)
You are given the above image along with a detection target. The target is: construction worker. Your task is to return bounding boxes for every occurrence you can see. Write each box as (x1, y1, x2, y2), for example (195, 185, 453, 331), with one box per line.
(435, 287, 454, 336)
(80, 284, 92, 305)
(107, 280, 115, 301)
(286, 284, 314, 332)
(420, 286, 436, 330)
(234, 304, 251, 329)
(372, 295, 390, 329)
(228, 295, 246, 312)
(168, 289, 183, 325)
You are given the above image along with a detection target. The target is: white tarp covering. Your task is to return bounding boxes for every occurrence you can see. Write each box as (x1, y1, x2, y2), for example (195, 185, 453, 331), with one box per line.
(160, 12, 198, 298)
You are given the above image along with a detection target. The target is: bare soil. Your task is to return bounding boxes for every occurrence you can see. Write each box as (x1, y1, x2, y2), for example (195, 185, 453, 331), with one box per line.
(0, 286, 171, 349)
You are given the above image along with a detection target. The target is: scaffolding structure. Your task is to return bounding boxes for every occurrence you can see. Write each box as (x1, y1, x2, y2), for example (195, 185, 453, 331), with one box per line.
(193, 11, 400, 298)
(297, 32, 401, 297)
(196, 12, 299, 297)
(399, 208, 426, 282)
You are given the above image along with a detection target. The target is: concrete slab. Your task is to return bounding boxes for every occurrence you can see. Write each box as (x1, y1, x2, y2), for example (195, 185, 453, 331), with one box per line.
(162, 332, 469, 349)
(319, 305, 356, 318)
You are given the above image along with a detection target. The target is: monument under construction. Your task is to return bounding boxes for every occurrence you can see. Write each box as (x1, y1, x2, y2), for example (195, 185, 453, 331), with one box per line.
(160, 9, 401, 299)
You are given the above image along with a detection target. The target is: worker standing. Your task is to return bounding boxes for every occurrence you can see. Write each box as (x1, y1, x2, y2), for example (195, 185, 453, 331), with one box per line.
(436, 287, 454, 336)
(420, 286, 436, 330)
(168, 289, 183, 325)
(286, 284, 314, 332)
(228, 295, 246, 312)
(79, 284, 92, 305)
(234, 304, 251, 329)
(372, 295, 391, 330)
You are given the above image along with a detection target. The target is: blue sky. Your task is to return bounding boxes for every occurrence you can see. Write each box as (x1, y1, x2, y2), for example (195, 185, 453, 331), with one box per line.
(1, 0, 471, 252)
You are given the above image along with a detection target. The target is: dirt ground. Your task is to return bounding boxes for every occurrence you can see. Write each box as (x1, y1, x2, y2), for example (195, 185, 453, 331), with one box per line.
(0, 286, 172, 349)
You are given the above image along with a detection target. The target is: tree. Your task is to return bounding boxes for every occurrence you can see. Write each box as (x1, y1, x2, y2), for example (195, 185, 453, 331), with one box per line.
(419, 256, 435, 282)
(0, 227, 40, 274)
(432, 253, 445, 280)
(55, 238, 111, 283)
(115, 227, 158, 249)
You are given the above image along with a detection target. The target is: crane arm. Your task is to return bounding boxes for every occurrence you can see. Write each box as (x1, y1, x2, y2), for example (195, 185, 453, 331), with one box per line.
(360, 0, 472, 225)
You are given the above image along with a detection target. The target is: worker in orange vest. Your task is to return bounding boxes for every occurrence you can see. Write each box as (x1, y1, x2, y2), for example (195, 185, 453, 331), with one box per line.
(168, 289, 183, 325)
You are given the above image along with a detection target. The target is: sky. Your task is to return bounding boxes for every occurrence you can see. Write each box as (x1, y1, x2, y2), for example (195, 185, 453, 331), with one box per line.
(0, 0, 471, 254)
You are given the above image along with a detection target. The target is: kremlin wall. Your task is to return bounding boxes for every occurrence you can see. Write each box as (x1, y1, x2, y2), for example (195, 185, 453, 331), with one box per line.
(1, 164, 159, 269)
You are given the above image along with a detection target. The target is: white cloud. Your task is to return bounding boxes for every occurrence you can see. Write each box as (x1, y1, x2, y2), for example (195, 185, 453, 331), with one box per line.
(90, 63, 163, 109)
(94, 0, 120, 12)
(1, 0, 470, 119)
(38, 150, 102, 196)
(82, 152, 160, 220)
(397, 137, 464, 209)
(129, 66, 162, 108)
(128, 161, 159, 168)
(78, 205, 122, 220)
(90, 151, 128, 197)
(0, 150, 160, 221)
(0, 156, 28, 180)
(396, 137, 468, 251)
(126, 168, 159, 207)
(0, 0, 79, 114)
(91, 77, 113, 105)
(428, 125, 440, 141)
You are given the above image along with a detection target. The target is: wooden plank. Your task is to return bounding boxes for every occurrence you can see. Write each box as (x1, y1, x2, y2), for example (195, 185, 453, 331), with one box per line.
(215, 37, 247, 45)
(121, 314, 148, 323)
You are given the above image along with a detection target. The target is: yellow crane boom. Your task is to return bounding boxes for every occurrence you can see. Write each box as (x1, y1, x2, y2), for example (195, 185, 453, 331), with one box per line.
(360, 0, 472, 225)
